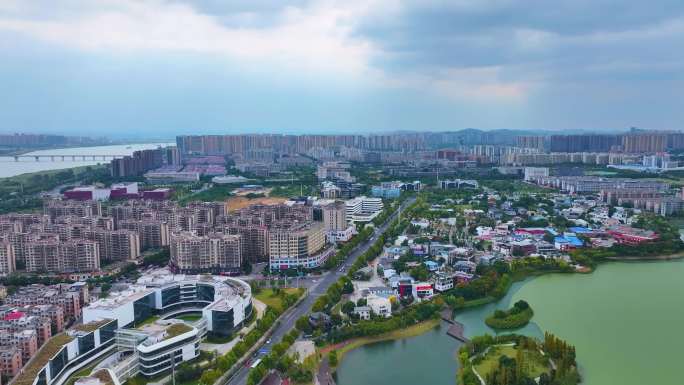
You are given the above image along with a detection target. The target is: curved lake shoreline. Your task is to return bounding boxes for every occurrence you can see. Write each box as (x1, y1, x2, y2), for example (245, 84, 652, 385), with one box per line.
(336, 259, 684, 385)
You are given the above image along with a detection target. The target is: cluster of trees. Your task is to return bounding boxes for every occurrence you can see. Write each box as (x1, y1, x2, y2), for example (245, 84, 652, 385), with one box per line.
(176, 361, 204, 383)
(323, 226, 373, 269)
(391, 248, 422, 275)
(247, 329, 312, 385)
(459, 333, 579, 385)
(510, 257, 573, 274)
(371, 192, 413, 227)
(311, 275, 354, 313)
(348, 198, 427, 278)
(197, 287, 306, 385)
(542, 332, 578, 380)
(177, 185, 233, 204)
(0, 166, 114, 214)
(485, 300, 534, 330)
(444, 262, 512, 303)
(325, 300, 441, 343)
(197, 307, 282, 384)
(141, 248, 170, 267)
(485, 353, 538, 385)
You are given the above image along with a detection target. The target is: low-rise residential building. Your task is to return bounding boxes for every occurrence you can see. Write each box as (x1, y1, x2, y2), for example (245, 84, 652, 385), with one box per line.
(411, 283, 434, 300)
(354, 306, 371, 320)
(434, 273, 454, 292)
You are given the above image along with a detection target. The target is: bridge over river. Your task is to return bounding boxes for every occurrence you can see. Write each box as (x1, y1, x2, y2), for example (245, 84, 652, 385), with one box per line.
(4, 154, 127, 162)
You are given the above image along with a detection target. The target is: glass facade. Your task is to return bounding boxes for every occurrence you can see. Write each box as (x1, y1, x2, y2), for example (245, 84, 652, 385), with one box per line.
(37, 368, 47, 385)
(162, 285, 181, 307)
(100, 319, 118, 343)
(49, 347, 69, 379)
(197, 284, 215, 302)
(133, 293, 156, 326)
(78, 332, 95, 354)
(211, 309, 234, 336)
(245, 302, 253, 319)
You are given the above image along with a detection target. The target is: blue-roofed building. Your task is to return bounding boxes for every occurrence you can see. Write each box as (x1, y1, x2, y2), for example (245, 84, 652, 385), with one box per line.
(569, 227, 601, 236)
(554, 233, 584, 251)
(424, 260, 439, 271)
(545, 227, 559, 236)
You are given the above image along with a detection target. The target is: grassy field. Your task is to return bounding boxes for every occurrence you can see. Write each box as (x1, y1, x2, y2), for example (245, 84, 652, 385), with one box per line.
(175, 313, 203, 322)
(474, 344, 549, 381)
(254, 288, 302, 313)
(178, 185, 233, 204)
(136, 315, 160, 328)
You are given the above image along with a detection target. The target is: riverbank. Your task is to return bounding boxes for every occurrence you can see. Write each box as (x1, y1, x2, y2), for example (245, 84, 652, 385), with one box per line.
(605, 252, 684, 261)
(321, 317, 441, 364)
(0, 142, 171, 178)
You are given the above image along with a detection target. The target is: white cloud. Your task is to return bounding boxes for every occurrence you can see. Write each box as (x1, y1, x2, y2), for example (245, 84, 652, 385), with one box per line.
(0, 0, 539, 103)
(0, 0, 377, 75)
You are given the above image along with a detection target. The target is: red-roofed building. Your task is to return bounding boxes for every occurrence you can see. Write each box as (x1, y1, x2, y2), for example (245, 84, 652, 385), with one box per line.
(608, 226, 659, 245)
(3, 311, 24, 321)
(515, 228, 547, 236)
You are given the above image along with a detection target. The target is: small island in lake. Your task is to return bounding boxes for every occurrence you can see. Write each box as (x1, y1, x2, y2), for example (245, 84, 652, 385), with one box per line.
(458, 333, 580, 385)
(485, 300, 534, 330)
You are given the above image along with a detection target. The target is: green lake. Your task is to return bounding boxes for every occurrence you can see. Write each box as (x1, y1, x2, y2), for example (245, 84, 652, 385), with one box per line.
(335, 259, 684, 385)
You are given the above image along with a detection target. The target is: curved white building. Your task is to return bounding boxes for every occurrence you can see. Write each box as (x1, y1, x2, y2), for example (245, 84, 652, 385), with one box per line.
(79, 268, 252, 379)
(83, 268, 252, 337)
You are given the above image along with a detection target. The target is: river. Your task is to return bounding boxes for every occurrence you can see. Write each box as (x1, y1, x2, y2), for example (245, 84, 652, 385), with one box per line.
(336, 260, 684, 385)
(0, 143, 173, 178)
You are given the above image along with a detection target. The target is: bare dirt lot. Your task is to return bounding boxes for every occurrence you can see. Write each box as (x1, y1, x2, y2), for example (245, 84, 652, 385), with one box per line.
(225, 196, 288, 211)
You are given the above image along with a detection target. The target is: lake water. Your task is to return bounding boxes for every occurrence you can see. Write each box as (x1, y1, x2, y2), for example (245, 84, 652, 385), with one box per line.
(336, 260, 684, 385)
(0, 143, 173, 178)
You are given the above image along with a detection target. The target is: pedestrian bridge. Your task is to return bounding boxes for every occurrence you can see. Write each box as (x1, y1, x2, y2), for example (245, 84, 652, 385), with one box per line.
(441, 308, 470, 344)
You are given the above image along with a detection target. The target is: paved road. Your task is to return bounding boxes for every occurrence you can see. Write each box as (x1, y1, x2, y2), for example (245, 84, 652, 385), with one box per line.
(223, 197, 415, 385)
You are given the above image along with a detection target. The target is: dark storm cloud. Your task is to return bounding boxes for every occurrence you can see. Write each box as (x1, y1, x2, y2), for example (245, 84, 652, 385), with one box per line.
(354, 0, 684, 83)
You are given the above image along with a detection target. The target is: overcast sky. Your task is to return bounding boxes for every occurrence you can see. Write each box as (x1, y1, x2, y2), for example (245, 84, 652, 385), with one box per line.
(1, 0, 683, 138)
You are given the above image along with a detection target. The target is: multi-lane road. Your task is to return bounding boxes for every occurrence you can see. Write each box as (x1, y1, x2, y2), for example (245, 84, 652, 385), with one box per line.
(223, 197, 415, 385)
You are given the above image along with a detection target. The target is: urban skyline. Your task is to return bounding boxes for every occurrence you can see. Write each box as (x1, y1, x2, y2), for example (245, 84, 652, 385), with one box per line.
(2, 2, 684, 385)
(2, 1, 684, 137)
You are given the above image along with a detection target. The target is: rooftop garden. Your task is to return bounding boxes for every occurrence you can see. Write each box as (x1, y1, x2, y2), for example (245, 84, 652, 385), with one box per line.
(14, 333, 75, 385)
(164, 323, 193, 340)
(92, 369, 116, 385)
(73, 318, 113, 333)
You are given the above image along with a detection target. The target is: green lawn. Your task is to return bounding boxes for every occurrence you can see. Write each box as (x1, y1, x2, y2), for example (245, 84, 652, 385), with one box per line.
(474, 345, 549, 381)
(254, 288, 302, 313)
(135, 315, 160, 328)
(165, 323, 193, 339)
(175, 313, 203, 322)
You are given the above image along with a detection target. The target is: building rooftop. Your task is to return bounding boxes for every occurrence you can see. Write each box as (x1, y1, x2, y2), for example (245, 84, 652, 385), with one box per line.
(13, 333, 74, 385)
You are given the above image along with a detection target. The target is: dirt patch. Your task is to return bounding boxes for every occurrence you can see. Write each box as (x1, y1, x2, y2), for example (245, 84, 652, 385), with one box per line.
(225, 196, 288, 211)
